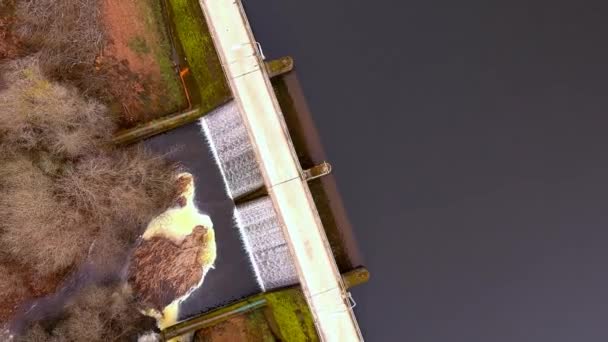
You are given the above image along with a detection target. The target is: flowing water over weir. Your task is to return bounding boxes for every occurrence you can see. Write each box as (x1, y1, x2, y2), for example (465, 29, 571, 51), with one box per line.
(233, 197, 298, 291)
(9, 100, 304, 328)
(200, 101, 264, 199)
(201, 101, 299, 291)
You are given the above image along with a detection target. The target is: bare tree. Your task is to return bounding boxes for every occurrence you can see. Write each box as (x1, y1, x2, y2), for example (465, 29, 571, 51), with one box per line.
(17, 285, 156, 342)
(14, 0, 107, 96)
(0, 58, 179, 279)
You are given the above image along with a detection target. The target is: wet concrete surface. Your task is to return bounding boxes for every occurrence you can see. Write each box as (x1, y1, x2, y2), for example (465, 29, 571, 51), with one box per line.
(143, 121, 260, 319)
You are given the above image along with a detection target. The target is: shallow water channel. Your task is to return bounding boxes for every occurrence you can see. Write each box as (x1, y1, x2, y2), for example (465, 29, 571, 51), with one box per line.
(144, 122, 260, 320)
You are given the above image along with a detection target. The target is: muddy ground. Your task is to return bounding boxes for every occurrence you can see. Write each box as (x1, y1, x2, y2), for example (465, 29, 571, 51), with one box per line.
(195, 311, 276, 342)
(101, 0, 187, 128)
(0, 1, 22, 61)
(0, 0, 187, 129)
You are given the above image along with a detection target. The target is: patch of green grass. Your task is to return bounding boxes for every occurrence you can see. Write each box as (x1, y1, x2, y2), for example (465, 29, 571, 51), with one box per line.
(139, 0, 185, 112)
(157, 50, 183, 106)
(265, 289, 318, 341)
(128, 36, 151, 56)
(167, 0, 231, 111)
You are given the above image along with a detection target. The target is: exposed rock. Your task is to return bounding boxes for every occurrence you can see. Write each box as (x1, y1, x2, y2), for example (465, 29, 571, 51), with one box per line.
(129, 226, 210, 311)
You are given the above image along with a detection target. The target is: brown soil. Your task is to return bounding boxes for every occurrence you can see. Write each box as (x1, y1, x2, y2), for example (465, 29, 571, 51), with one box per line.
(0, 2, 22, 61)
(102, 0, 160, 76)
(2, 0, 185, 128)
(100, 0, 185, 128)
(129, 226, 209, 310)
(196, 316, 252, 342)
(195, 312, 276, 342)
(95, 55, 150, 125)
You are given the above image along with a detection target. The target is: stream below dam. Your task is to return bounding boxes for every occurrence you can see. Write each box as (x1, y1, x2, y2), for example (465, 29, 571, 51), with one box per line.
(144, 121, 261, 319)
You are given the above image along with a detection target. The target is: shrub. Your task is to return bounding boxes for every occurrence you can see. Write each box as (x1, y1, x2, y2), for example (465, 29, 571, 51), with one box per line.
(0, 156, 91, 277)
(0, 57, 114, 160)
(14, 0, 107, 96)
(0, 264, 27, 297)
(0, 57, 180, 278)
(17, 284, 156, 342)
(0, 146, 178, 280)
(56, 146, 180, 228)
(0, 264, 29, 322)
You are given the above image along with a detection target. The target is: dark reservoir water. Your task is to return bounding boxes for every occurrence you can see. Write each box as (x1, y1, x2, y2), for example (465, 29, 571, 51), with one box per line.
(245, 1, 608, 341)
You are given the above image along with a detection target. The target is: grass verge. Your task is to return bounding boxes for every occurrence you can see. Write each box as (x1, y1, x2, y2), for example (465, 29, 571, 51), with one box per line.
(166, 0, 231, 111)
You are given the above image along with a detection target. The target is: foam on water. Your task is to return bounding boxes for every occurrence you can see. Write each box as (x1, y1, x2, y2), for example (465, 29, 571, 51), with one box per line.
(233, 197, 298, 291)
(200, 101, 264, 199)
(201, 101, 298, 291)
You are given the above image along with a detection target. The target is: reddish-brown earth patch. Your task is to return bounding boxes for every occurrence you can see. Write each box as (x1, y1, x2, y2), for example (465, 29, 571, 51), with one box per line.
(1, 0, 185, 128)
(196, 316, 252, 342)
(0, 261, 67, 323)
(195, 312, 276, 342)
(129, 226, 209, 310)
(0, 2, 22, 61)
(102, 0, 161, 76)
(100, 0, 185, 128)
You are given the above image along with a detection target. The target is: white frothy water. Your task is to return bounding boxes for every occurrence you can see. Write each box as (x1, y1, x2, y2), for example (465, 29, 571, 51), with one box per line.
(200, 101, 298, 291)
(233, 197, 298, 291)
(200, 101, 264, 199)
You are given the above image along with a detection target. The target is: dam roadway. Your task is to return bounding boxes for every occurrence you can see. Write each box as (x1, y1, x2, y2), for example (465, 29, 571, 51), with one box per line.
(199, 0, 363, 340)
